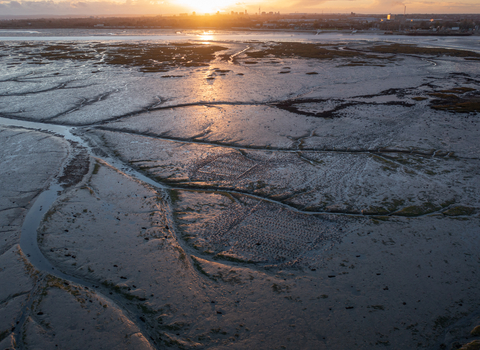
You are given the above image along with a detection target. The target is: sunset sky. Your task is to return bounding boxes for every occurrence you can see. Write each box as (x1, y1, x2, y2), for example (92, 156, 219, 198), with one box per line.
(0, 0, 479, 17)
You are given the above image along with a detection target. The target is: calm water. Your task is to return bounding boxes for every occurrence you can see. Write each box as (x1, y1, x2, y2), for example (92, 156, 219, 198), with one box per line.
(0, 28, 479, 52)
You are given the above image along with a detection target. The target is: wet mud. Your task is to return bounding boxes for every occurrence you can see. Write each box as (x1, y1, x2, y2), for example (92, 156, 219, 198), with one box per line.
(0, 38, 479, 350)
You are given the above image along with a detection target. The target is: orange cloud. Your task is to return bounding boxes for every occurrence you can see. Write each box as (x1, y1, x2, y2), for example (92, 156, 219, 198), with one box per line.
(0, 0, 478, 16)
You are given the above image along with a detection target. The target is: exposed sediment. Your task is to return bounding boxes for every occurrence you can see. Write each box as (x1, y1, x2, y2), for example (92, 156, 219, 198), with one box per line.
(0, 38, 479, 349)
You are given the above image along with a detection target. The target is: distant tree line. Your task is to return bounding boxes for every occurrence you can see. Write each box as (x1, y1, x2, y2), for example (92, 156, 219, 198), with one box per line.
(0, 14, 478, 32)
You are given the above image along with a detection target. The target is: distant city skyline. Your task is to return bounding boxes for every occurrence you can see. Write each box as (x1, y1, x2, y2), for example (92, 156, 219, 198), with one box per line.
(1, 0, 479, 17)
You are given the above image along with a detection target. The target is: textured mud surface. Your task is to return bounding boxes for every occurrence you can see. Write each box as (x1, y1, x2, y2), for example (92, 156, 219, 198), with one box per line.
(0, 38, 479, 349)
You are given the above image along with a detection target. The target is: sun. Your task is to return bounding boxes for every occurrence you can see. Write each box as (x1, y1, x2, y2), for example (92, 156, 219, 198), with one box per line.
(174, 0, 236, 13)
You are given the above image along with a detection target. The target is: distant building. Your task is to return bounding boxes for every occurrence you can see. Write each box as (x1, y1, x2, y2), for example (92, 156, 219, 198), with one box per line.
(279, 19, 317, 23)
(352, 17, 378, 23)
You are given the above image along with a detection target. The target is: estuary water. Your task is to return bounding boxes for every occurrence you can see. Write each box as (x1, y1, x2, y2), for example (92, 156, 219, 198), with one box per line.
(0, 28, 479, 52)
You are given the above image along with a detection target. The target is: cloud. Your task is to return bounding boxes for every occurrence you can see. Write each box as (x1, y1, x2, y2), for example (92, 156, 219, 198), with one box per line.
(291, 0, 327, 8)
(0, 0, 188, 15)
(246, 0, 327, 12)
(71, 1, 89, 7)
(0, 0, 478, 16)
(369, 0, 480, 13)
(9, 0, 23, 7)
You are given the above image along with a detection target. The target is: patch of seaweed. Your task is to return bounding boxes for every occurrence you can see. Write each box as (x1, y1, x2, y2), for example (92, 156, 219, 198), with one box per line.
(430, 94, 480, 113)
(245, 42, 363, 60)
(365, 43, 480, 58)
(394, 203, 441, 217)
(273, 98, 413, 118)
(442, 206, 476, 216)
(58, 149, 90, 189)
(5, 42, 228, 73)
(102, 44, 228, 72)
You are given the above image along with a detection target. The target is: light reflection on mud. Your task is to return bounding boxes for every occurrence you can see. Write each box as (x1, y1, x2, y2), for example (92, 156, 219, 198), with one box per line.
(0, 35, 479, 350)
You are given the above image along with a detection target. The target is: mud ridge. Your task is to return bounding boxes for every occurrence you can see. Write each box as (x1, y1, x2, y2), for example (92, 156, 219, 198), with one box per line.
(167, 185, 475, 219)
(273, 98, 415, 118)
(0, 82, 95, 97)
(46, 91, 117, 121)
(92, 126, 466, 159)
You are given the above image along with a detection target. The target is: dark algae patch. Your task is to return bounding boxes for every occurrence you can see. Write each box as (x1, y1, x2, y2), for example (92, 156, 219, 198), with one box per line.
(92, 162, 101, 175)
(365, 43, 480, 58)
(459, 340, 480, 350)
(169, 189, 181, 205)
(472, 326, 480, 336)
(441, 87, 476, 94)
(244, 42, 480, 66)
(273, 97, 413, 119)
(104, 43, 228, 72)
(58, 149, 90, 188)
(0, 330, 9, 342)
(5, 42, 228, 73)
(442, 206, 476, 216)
(246, 42, 364, 60)
(394, 203, 440, 217)
(427, 87, 480, 113)
(431, 96, 480, 113)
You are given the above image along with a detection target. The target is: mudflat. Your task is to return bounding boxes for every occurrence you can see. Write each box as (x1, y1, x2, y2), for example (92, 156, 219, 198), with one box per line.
(0, 36, 479, 349)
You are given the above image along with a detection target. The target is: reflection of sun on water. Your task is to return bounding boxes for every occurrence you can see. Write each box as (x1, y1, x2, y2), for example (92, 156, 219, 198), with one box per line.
(175, 0, 236, 13)
(199, 32, 214, 41)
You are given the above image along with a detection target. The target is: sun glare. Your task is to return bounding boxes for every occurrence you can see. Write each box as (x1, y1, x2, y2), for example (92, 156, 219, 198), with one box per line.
(175, 0, 236, 13)
(198, 31, 214, 41)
